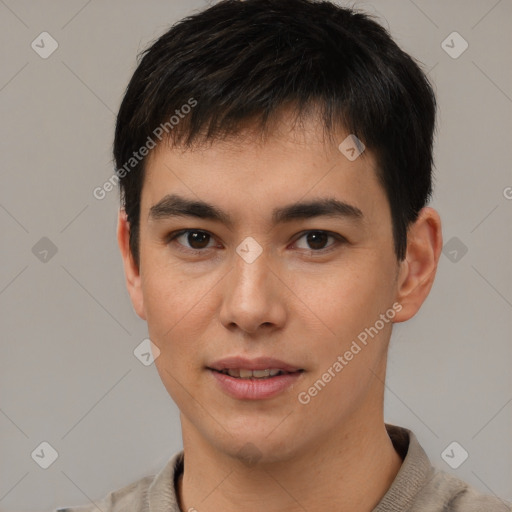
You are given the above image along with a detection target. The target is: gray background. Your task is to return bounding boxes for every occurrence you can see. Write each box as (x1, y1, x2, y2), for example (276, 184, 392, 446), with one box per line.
(0, 0, 511, 510)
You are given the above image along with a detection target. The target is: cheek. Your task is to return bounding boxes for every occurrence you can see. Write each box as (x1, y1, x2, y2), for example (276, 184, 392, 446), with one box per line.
(141, 265, 214, 367)
(294, 268, 394, 421)
(295, 256, 396, 368)
(141, 255, 192, 334)
(306, 260, 392, 326)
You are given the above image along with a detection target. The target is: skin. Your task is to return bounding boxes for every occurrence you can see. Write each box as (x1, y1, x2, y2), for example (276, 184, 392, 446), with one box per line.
(117, 111, 442, 512)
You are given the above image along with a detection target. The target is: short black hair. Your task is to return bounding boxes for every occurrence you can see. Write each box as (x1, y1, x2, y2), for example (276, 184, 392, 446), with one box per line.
(114, 0, 437, 269)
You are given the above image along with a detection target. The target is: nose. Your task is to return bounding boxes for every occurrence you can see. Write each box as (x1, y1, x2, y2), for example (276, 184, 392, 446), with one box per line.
(219, 245, 287, 335)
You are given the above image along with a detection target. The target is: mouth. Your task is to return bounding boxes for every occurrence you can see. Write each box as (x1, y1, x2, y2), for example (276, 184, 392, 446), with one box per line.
(206, 357, 305, 400)
(209, 368, 304, 380)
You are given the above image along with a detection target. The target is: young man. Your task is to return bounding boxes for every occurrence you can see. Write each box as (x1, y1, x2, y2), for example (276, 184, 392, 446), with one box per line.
(58, 0, 510, 511)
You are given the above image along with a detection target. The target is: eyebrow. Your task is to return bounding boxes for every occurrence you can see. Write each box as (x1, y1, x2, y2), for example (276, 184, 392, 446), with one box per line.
(148, 194, 364, 228)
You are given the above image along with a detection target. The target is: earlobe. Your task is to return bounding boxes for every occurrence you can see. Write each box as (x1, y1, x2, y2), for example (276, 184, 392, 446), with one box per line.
(393, 207, 443, 323)
(117, 209, 146, 320)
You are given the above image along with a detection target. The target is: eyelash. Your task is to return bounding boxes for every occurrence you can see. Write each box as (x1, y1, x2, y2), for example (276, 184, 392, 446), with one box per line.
(166, 229, 347, 256)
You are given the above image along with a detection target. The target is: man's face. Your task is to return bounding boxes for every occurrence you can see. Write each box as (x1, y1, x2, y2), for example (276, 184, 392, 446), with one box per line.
(129, 115, 405, 463)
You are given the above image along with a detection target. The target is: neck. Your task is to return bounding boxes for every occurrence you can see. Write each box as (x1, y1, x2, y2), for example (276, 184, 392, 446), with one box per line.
(177, 415, 403, 512)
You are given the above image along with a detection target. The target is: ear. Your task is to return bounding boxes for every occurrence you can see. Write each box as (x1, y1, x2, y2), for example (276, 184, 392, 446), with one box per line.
(117, 208, 146, 320)
(393, 207, 443, 323)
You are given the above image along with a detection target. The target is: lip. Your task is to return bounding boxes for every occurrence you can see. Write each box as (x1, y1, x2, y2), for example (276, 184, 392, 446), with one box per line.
(209, 369, 304, 400)
(208, 356, 302, 373)
(207, 356, 305, 401)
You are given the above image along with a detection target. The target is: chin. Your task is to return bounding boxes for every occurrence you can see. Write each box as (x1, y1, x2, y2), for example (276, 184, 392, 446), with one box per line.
(214, 427, 303, 467)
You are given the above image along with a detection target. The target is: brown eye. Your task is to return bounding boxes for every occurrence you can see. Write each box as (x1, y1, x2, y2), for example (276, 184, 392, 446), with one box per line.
(171, 230, 216, 251)
(306, 232, 329, 250)
(294, 231, 340, 251)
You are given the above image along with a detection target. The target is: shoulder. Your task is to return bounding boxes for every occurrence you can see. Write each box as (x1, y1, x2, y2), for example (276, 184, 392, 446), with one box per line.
(380, 425, 511, 512)
(54, 451, 184, 512)
(412, 469, 511, 511)
(54, 474, 155, 512)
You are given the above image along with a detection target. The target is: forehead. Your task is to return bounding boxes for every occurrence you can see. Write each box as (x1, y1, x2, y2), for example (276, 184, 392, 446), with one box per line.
(140, 114, 387, 230)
